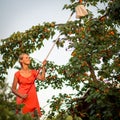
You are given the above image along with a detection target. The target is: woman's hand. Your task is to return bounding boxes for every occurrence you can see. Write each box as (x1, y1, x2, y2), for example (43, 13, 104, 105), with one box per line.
(42, 60, 47, 66)
(21, 94, 28, 99)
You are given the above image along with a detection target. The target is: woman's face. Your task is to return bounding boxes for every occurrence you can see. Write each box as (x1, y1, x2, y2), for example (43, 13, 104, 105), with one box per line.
(21, 54, 30, 65)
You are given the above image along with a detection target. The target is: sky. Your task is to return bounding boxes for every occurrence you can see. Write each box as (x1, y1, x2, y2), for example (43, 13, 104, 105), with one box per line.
(0, 0, 71, 39)
(0, 0, 77, 118)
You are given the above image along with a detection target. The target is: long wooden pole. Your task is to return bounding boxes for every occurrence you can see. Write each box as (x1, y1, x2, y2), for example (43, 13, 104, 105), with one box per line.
(45, 12, 74, 60)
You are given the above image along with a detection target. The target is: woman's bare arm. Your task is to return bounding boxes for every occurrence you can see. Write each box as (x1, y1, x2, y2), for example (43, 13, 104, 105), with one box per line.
(37, 66, 46, 80)
(11, 76, 28, 99)
(37, 60, 47, 80)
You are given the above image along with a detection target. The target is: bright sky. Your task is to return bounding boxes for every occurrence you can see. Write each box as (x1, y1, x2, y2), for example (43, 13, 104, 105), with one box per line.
(0, 0, 71, 38)
(0, 0, 78, 118)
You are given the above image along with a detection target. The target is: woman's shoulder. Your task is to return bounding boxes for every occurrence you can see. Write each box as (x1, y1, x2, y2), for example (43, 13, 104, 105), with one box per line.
(14, 70, 20, 78)
(31, 69, 38, 77)
(31, 69, 37, 74)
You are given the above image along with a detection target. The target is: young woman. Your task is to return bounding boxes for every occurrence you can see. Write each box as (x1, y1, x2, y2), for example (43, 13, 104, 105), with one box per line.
(11, 53, 47, 117)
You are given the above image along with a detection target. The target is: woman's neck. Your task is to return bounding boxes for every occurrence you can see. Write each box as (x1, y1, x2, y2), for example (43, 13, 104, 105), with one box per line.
(21, 64, 29, 71)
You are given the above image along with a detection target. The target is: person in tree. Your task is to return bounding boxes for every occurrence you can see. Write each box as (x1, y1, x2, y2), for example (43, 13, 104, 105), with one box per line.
(12, 53, 47, 117)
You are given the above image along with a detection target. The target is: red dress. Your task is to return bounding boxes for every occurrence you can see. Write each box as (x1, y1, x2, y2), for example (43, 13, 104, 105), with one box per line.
(15, 70, 41, 116)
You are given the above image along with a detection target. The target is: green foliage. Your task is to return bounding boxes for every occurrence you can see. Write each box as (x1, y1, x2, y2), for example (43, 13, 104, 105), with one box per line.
(107, 0, 120, 24)
(0, 0, 120, 120)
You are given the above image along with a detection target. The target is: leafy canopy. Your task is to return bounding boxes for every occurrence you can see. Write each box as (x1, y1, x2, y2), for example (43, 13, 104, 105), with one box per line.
(0, 0, 120, 120)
